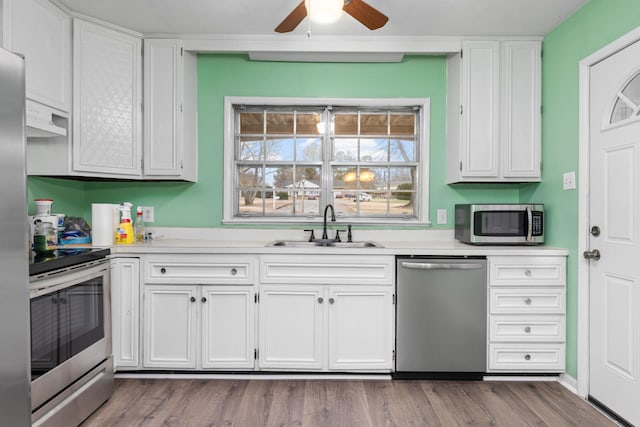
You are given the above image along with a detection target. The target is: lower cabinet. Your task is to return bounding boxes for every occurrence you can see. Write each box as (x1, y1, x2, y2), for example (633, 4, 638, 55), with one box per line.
(143, 285, 255, 370)
(111, 257, 140, 369)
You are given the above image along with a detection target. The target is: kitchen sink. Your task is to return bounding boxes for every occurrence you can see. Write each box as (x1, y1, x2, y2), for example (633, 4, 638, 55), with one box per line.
(266, 240, 384, 248)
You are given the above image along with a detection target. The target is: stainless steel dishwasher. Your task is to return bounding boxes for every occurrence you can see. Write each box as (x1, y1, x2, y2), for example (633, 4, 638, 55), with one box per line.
(395, 256, 487, 379)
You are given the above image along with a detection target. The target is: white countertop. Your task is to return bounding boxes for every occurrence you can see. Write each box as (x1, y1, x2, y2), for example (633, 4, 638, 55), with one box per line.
(106, 227, 569, 257)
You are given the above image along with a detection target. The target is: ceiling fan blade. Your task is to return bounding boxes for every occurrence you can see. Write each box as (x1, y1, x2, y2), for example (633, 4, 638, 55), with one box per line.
(343, 0, 388, 30)
(275, 1, 308, 33)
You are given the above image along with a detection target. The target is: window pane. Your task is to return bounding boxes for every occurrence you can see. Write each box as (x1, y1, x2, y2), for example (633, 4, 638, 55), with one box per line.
(296, 166, 321, 185)
(296, 112, 321, 135)
(264, 167, 280, 189)
(239, 112, 263, 134)
(367, 167, 389, 190)
(238, 190, 263, 214)
(238, 166, 263, 188)
(239, 138, 262, 161)
(296, 138, 321, 161)
(390, 139, 415, 162)
(266, 112, 294, 134)
(265, 139, 294, 161)
(361, 113, 388, 135)
(270, 189, 294, 215)
(390, 113, 415, 135)
(360, 138, 388, 161)
(390, 194, 414, 216)
(335, 113, 357, 135)
(390, 167, 415, 190)
(271, 167, 293, 188)
(621, 72, 640, 105)
(357, 192, 386, 215)
(334, 138, 358, 161)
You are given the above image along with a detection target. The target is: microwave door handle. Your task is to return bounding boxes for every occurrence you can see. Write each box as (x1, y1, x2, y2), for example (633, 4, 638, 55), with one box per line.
(526, 206, 533, 242)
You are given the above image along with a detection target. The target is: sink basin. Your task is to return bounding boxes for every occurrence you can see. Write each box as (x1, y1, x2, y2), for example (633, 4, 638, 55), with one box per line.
(267, 240, 383, 248)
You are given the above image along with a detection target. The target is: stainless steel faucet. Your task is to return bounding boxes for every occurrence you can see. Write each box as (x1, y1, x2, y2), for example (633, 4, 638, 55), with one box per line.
(321, 204, 336, 240)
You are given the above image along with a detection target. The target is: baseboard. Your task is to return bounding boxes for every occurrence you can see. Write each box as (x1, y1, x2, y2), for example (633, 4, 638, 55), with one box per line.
(115, 372, 393, 381)
(558, 373, 579, 395)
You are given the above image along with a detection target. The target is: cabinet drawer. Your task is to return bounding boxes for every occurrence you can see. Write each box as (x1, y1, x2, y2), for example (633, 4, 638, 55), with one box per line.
(489, 315, 565, 342)
(488, 343, 565, 371)
(489, 288, 565, 314)
(260, 255, 394, 285)
(144, 255, 256, 284)
(489, 256, 565, 287)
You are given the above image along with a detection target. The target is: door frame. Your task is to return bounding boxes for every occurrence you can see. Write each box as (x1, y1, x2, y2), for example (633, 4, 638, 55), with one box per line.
(577, 25, 640, 398)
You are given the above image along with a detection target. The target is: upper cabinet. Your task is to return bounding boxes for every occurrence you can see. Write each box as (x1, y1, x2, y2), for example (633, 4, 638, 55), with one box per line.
(2, 0, 71, 113)
(72, 19, 143, 178)
(143, 39, 197, 182)
(447, 40, 541, 183)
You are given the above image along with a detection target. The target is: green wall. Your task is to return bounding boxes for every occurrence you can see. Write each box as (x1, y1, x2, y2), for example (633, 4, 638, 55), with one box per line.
(525, 0, 640, 378)
(28, 54, 525, 226)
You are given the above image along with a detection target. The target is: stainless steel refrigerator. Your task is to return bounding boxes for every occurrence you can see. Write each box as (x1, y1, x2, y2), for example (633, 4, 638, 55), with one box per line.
(0, 47, 32, 425)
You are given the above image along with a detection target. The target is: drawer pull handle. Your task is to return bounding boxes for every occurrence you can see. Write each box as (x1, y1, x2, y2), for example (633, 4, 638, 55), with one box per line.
(524, 354, 531, 361)
(329, 298, 335, 304)
(201, 297, 207, 303)
(525, 270, 532, 277)
(160, 267, 167, 274)
(190, 296, 196, 302)
(525, 298, 532, 305)
(318, 297, 324, 304)
(524, 326, 531, 333)
(231, 268, 238, 276)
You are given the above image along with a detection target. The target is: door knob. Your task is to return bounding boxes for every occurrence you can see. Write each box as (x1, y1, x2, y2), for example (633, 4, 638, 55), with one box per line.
(583, 249, 601, 261)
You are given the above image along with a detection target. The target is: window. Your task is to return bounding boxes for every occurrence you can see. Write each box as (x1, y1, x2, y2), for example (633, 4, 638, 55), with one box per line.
(223, 97, 430, 224)
(610, 71, 640, 125)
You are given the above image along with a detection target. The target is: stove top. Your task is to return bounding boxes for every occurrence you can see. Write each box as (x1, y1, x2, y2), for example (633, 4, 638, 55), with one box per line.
(29, 248, 110, 277)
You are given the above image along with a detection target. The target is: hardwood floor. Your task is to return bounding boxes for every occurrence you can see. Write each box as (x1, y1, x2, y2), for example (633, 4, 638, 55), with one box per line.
(82, 378, 615, 426)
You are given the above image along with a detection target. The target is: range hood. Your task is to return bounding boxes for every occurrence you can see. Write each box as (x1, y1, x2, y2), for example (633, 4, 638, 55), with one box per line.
(26, 99, 68, 138)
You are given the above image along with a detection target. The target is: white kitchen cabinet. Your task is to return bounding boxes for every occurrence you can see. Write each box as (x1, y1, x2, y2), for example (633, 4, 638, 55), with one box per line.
(447, 40, 541, 183)
(2, 0, 71, 113)
(487, 256, 566, 373)
(110, 258, 140, 370)
(73, 18, 143, 178)
(143, 39, 198, 181)
(258, 255, 395, 372)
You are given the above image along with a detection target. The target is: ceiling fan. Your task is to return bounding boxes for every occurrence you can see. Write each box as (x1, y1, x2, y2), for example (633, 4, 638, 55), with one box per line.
(275, 0, 389, 33)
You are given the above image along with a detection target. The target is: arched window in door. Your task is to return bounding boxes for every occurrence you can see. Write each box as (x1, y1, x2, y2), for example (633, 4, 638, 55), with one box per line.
(610, 71, 640, 124)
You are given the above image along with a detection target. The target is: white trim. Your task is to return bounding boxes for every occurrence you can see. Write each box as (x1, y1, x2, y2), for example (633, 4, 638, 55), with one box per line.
(559, 373, 579, 395)
(577, 24, 640, 399)
(116, 372, 392, 381)
(222, 96, 431, 225)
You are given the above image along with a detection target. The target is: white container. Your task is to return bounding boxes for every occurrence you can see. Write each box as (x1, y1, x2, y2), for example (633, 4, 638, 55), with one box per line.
(34, 198, 53, 216)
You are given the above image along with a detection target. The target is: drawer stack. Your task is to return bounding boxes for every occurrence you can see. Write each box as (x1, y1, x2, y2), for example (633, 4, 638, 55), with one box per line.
(487, 256, 566, 372)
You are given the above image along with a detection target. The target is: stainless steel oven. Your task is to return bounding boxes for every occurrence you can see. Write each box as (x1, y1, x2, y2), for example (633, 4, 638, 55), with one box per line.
(30, 257, 113, 427)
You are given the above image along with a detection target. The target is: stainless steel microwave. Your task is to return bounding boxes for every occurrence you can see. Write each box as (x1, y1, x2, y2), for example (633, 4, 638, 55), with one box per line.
(454, 204, 544, 245)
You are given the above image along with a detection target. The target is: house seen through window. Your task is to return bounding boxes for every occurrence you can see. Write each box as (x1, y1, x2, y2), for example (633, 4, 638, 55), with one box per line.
(224, 97, 430, 224)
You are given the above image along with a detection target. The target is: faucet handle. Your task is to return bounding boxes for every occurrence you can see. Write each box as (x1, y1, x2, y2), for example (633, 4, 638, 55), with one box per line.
(334, 229, 347, 242)
(304, 229, 316, 242)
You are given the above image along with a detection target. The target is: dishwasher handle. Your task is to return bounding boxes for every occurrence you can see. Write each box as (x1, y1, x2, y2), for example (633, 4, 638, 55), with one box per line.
(400, 261, 485, 271)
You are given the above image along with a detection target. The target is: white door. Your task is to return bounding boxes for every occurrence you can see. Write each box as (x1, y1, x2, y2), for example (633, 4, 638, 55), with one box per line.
(201, 286, 255, 369)
(328, 287, 393, 371)
(588, 38, 640, 426)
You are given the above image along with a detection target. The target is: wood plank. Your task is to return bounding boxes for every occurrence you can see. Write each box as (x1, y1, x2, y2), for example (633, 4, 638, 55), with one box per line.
(420, 381, 495, 425)
(265, 380, 305, 426)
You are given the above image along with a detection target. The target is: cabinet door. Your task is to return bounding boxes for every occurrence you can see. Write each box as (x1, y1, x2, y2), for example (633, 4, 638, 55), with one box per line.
(460, 40, 500, 179)
(143, 285, 197, 369)
(328, 287, 394, 371)
(73, 19, 142, 177)
(143, 39, 184, 178)
(258, 286, 324, 370)
(3, 0, 71, 112)
(111, 258, 140, 369)
(201, 286, 255, 369)
(501, 41, 541, 179)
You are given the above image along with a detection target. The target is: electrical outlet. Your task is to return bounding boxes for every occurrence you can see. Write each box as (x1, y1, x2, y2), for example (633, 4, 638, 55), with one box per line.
(563, 171, 576, 190)
(437, 209, 447, 225)
(141, 206, 154, 223)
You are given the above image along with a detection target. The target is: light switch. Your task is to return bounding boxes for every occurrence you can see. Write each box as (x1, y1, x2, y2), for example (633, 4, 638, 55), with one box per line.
(563, 171, 576, 190)
(437, 209, 447, 225)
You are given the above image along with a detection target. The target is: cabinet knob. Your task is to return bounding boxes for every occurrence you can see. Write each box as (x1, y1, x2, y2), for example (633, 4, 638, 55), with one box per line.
(524, 326, 531, 333)
(160, 267, 167, 274)
(524, 269, 532, 277)
(190, 296, 196, 302)
(329, 298, 335, 304)
(524, 354, 531, 361)
(318, 297, 324, 304)
(201, 297, 207, 303)
(231, 268, 237, 276)
(524, 298, 532, 305)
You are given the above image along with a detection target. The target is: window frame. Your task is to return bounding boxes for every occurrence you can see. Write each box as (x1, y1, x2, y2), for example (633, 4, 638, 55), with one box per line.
(223, 96, 431, 225)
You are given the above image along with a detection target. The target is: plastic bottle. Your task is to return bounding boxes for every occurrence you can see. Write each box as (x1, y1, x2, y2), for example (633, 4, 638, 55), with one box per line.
(134, 206, 145, 243)
(114, 202, 134, 245)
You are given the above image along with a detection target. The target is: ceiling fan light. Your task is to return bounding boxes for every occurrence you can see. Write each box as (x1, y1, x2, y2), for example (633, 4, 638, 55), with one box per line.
(305, 0, 343, 24)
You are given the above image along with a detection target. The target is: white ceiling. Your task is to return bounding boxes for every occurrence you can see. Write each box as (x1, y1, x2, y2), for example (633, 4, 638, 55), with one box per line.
(56, 0, 588, 38)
